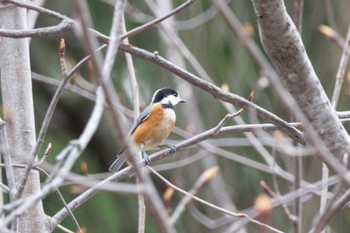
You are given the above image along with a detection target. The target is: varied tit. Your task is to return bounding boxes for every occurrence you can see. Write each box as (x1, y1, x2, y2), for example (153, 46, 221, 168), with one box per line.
(109, 87, 185, 171)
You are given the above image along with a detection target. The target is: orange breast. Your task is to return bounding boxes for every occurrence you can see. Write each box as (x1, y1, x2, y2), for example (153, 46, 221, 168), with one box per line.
(131, 104, 175, 150)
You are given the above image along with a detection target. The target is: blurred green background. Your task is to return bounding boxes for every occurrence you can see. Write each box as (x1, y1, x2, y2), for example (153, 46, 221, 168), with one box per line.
(26, 0, 350, 232)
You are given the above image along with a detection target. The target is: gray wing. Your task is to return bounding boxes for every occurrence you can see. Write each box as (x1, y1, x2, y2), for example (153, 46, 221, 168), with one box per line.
(109, 105, 152, 172)
(128, 105, 152, 137)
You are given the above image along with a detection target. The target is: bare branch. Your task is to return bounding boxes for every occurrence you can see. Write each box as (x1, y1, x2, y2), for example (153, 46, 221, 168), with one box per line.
(0, 0, 73, 38)
(331, 22, 350, 108)
(0, 119, 17, 199)
(251, 0, 350, 179)
(170, 166, 219, 223)
(0, 1, 46, 231)
(148, 167, 284, 233)
(120, 0, 196, 40)
(312, 189, 350, 233)
(118, 43, 306, 144)
(293, 0, 304, 32)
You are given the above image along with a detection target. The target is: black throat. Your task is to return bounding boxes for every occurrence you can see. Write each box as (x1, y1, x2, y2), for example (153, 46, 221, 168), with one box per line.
(162, 102, 174, 110)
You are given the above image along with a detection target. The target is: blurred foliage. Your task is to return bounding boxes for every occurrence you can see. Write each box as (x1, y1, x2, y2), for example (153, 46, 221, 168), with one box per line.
(24, 0, 350, 232)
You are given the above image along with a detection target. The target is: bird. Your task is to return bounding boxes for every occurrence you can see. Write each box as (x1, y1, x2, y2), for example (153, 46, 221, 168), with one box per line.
(109, 87, 185, 172)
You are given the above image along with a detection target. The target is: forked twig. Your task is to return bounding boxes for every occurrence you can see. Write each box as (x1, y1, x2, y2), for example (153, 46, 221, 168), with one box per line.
(148, 167, 283, 233)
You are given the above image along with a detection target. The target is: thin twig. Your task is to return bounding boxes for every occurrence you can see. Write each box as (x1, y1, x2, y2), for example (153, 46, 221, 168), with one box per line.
(331, 21, 350, 108)
(38, 168, 82, 232)
(122, 15, 140, 121)
(34, 142, 51, 166)
(119, 43, 306, 145)
(0, 85, 106, 229)
(27, 0, 47, 30)
(0, 0, 73, 38)
(271, 150, 298, 223)
(0, 119, 17, 199)
(213, 109, 244, 136)
(76, 1, 176, 232)
(120, 0, 196, 40)
(318, 24, 347, 49)
(4, 0, 307, 147)
(49, 141, 338, 231)
(31, 72, 97, 102)
(15, 44, 106, 198)
(121, 13, 146, 233)
(312, 189, 350, 233)
(293, 0, 304, 32)
(146, 0, 268, 191)
(225, 176, 338, 232)
(213, 92, 253, 135)
(170, 166, 219, 223)
(15, 45, 99, 199)
(101, 3, 177, 232)
(148, 167, 284, 233)
(319, 21, 350, 230)
(293, 145, 302, 233)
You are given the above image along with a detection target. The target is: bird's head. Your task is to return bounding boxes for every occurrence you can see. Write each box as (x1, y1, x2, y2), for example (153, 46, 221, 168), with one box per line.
(151, 87, 185, 107)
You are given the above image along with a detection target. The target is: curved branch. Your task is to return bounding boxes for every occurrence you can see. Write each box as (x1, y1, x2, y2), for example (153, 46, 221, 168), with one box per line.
(0, 0, 73, 38)
(251, 0, 350, 167)
(0, 18, 73, 38)
(118, 43, 306, 145)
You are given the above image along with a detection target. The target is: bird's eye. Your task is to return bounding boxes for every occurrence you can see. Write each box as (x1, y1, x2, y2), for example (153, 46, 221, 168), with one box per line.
(174, 93, 178, 97)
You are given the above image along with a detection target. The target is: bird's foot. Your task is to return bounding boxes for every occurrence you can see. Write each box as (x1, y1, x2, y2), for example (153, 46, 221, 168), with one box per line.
(142, 150, 151, 166)
(159, 143, 177, 153)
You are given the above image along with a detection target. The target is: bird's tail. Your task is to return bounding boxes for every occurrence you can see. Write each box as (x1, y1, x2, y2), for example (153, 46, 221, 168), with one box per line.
(109, 150, 127, 172)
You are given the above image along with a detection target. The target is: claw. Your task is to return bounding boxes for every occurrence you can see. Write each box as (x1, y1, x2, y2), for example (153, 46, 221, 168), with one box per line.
(142, 150, 151, 165)
(140, 143, 151, 166)
(159, 143, 177, 153)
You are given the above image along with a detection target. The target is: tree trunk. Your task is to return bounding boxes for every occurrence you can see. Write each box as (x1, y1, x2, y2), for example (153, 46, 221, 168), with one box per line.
(0, 2, 46, 232)
(251, 0, 350, 163)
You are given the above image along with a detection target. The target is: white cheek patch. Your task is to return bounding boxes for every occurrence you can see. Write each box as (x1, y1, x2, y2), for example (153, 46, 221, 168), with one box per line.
(163, 95, 182, 106)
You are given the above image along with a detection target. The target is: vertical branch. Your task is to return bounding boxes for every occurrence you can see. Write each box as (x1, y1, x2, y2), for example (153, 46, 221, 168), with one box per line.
(251, 0, 350, 177)
(318, 21, 350, 233)
(331, 22, 350, 108)
(319, 164, 329, 229)
(27, 0, 47, 30)
(15, 38, 69, 198)
(292, 2, 304, 230)
(293, 0, 304, 32)
(293, 146, 302, 233)
(121, 14, 145, 233)
(0, 2, 46, 232)
(122, 15, 140, 119)
(101, 2, 176, 231)
(0, 119, 17, 200)
(74, 1, 176, 232)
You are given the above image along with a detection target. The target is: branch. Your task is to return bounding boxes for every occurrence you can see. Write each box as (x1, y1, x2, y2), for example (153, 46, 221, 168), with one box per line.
(49, 114, 328, 227)
(251, 0, 350, 178)
(118, 43, 306, 145)
(74, 1, 176, 232)
(226, 176, 339, 232)
(0, 119, 17, 199)
(149, 167, 283, 233)
(15, 44, 106, 199)
(0, 0, 73, 38)
(2, 0, 307, 148)
(0, 86, 106, 230)
(170, 166, 219, 223)
(120, 0, 195, 40)
(331, 22, 350, 108)
(311, 189, 350, 233)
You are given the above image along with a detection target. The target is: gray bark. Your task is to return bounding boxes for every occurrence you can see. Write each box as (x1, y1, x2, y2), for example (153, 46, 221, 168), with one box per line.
(251, 0, 350, 162)
(0, 2, 46, 232)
